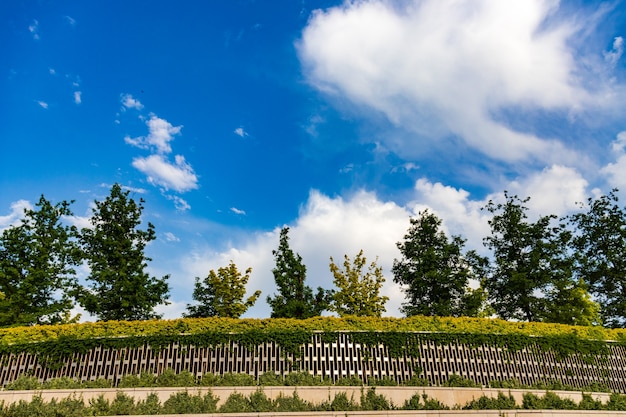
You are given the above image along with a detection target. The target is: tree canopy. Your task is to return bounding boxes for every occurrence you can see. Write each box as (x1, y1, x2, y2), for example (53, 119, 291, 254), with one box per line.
(329, 250, 388, 317)
(392, 210, 485, 317)
(267, 227, 330, 319)
(0, 196, 81, 326)
(79, 184, 170, 321)
(185, 261, 261, 318)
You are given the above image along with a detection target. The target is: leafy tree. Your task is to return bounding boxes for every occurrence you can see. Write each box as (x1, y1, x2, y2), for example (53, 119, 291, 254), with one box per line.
(185, 261, 261, 318)
(569, 190, 626, 327)
(329, 250, 389, 317)
(267, 227, 330, 318)
(79, 184, 169, 321)
(0, 196, 81, 326)
(483, 193, 566, 322)
(392, 210, 485, 317)
(541, 278, 601, 326)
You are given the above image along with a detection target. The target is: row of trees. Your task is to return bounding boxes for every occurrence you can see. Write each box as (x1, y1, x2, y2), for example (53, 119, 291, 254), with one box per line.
(2, 184, 626, 327)
(0, 184, 170, 326)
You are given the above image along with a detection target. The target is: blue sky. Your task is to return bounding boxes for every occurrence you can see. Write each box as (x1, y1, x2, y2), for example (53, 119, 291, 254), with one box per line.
(2, 0, 626, 319)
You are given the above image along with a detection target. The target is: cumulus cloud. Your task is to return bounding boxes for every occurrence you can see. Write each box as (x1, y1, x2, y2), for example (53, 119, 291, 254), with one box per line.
(125, 114, 182, 154)
(298, 0, 603, 163)
(121, 94, 144, 110)
(601, 131, 626, 189)
(73, 91, 82, 104)
(0, 200, 31, 231)
(132, 154, 199, 192)
(180, 190, 412, 317)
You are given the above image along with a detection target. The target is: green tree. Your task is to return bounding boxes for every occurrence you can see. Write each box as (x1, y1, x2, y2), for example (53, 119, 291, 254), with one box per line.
(185, 261, 261, 318)
(483, 193, 564, 322)
(0, 196, 81, 326)
(329, 250, 389, 317)
(569, 190, 626, 327)
(267, 227, 329, 318)
(392, 210, 485, 317)
(79, 184, 169, 321)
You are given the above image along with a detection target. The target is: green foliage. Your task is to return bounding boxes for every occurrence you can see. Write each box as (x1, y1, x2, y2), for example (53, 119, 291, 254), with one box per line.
(274, 391, 314, 412)
(79, 183, 170, 321)
(134, 392, 163, 415)
(335, 375, 364, 386)
(258, 372, 284, 386)
(463, 392, 517, 410)
(521, 391, 577, 410)
(5, 375, 41, 390)
(483, 193, 561, 322)
(393, 210, 486, 317)
(219, 392, 254, 413)
(155, 368, 196, 387)
(267, 227, 330, 319)
(360, 387, 393, 410)
(185, 261, 261, 318)
(248, 389, 275, 412)
(329, 250, 388, 317)
(212, 372, 256, 386)
(605, 392, 626, 410)
(569, 190, 626, 327)
(402, 393, 449, 410)
(108, 391, 136, 415)
(284, 371, 329, 386)
(118, 372, 157, 388)
(367, 376, 398, 386)
(404, 375, 431, 386)
(161, 391, 218, 414)
(0, 196, 81, 326)
(326, 392, 360, 411)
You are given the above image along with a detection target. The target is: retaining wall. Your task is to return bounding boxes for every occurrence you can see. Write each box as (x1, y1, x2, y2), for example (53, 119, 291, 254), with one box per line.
(2, 333, 626, 391)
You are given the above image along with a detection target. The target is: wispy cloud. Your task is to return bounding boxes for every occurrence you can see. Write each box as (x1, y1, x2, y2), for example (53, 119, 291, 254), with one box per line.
(605, 36, 624, 68)
(65, 15, 76, 26)
(230, 207, 246, 215)
(166, 195, 191, 211)
(28, 20, 39, 40)
(74, 91, 82, 104)
(125, 114, 182, 154)
(0, 200, 31, 231)
(36, 100, 48, 109)
(132, 154, 198, 192)
(164, 231, 180, 242)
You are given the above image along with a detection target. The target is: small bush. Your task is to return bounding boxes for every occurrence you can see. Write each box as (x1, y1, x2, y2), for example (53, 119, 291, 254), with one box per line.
(249, 388, 275, 412)
(5, 375, 41, 390)
(284, 371, 328, 386)
(404, 375, 430, 386)
(578, 393, 603, 410)
(402, 393, 448, 410)
(605, 392, 626, 411)
(322, 392, 359, 411)
(155, 368, 197, 387)
(162, 391, 219, 414)
(274, 391, 313, 412)
(463, 392, 517, 410)
(108, 392, 137, 415)
(258, 372, 284, 386)
(489, 378, 526, 389)
(118, 372, 156, 388)
(42, 376, 81, 389)
(368, 376, 398, 386)
(360, 387, 392, 410)
(219, 392, 253, 413)
(218, 372, 256, 386)
(134, 392, 163, 415)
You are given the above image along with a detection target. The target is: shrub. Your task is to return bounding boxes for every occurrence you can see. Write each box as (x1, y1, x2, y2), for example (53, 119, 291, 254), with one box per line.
(134, 392, 163, 415)
(155, 368, 197, 387)
(463, 392, 517, 410)
(360, 387, 392, 410)
(605, 392, 626, 411)
(108, 392, 137, 415)
(404, 375, 430, 386)
(284, 371, 329, 386)
(249, 388, 275, 412)
(258, 371, 284, 386)
(335, 375, 363, 386)
(274, 391, 313, 412)
(578, 393, 603, 410)
(5, 375, 41, 390)
(368, 376, 398, 386)
(218, 372, 256, 386)
(162, 391, 218, 414)
(402, 393, 448, 410)
(118, 372, 156, 388)
(219, 392, 253, 413)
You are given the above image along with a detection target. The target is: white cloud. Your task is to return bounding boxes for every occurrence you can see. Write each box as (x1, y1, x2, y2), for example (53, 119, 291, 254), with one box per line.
(298, 0, 603, 163)
(231, 207, 246, 215)
(132, 154, 199, 192)
(605, 36, 624, 68)
(601, 131, 626, 189)
(0, 200, 31, 231)
(166, 194, 191, 211)
(28, 19, 39, 40)
(121, 94, 144, 110)
(65, 15, 76, 26)
(164, 232, 180, 242)
(125, 114, 182, 154)
(36, 100, 48, 109)
(234, 127, 248, 137)
(49, 68, 56, 75)
(180, 190, 412, 318)
(73, 91, 82, 104)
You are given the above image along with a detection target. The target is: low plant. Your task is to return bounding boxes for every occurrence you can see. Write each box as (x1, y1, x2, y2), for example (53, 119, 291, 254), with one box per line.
(463, 392, 517, 410)
(442, 374, 479, 387)
(402, 392, 449, 410)
(360, 387, 393, 410)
